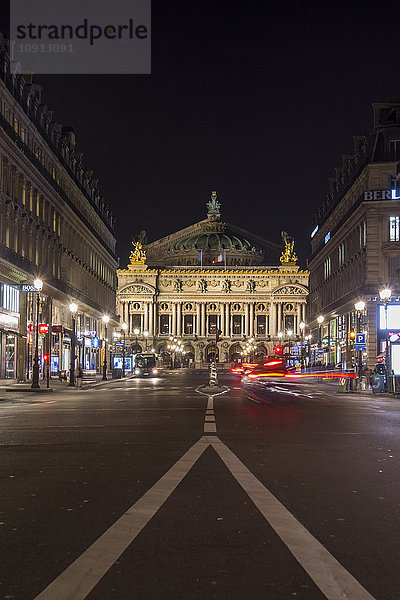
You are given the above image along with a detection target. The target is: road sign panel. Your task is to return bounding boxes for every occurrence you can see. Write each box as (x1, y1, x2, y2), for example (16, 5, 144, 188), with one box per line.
(356, 333, 366, 344)
(355, 344, 366, 351)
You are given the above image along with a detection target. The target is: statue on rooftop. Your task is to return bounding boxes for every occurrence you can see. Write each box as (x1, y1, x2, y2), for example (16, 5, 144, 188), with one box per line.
(207, 190, 221, 219)
(280, 231, 298, 265)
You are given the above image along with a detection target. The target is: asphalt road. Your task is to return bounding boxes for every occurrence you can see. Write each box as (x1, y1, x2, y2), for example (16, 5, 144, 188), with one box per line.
(0, 370, 399, 600)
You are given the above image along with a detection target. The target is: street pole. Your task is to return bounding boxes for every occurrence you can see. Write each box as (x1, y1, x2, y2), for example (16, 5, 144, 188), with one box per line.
(31, 291, 41, 389)
(122, 330, 126, 377)
(102, 315, 110, 381)
(69, 315, 76, 387)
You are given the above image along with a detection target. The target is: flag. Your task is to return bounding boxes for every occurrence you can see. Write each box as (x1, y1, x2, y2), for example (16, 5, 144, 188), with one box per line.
(213, 251, 225, 264)
(196, 250, 202, 263)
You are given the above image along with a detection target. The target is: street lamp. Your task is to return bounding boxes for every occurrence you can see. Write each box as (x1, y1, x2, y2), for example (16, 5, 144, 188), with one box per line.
(379, 289, 392, 391)
(144, 330, 149, 350)
(287, 329, 293, 365)
(31, 278, 43, 389)
(121, 322, 128, 377)
(102, 315, 110, 380)
(354, 301, 366, 384)
(134, 328, 140, 353)
(69, 303, 78, 387)
(316, 316, 324, 367)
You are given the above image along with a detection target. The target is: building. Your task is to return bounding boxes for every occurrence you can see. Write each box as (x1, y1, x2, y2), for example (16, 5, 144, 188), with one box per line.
(116, 192, 309, 369)
(0, 35, 119, 381)
(307, 101, 400, 371)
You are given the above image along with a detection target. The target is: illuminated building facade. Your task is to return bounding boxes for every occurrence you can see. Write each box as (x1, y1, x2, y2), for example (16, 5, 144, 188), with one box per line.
(308, 101, 400, 370)
(0, 36, 118, 380)
(117, 193, 309, 369)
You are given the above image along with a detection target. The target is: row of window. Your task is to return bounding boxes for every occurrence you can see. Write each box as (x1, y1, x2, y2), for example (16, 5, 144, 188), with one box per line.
(1, 284, 19, 313)
(323, 221, 367, 280)
(130, 313, 269, 336)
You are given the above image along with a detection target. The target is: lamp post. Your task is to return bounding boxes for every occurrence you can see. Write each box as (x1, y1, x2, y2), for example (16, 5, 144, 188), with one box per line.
(317, 315, 324, 365)
(379, 289, 392, 391)
(69, 302, 78, 387)
(133, 328, 140, 353)
(299, 322, 305, 369)
(287, 329, 293, 366)
(354, 301, 366, 384)
(121, 322, 128, 377)
(102, 315, 110, 380)
(144, 330, 149, 351)
(31, 278, 43, 389)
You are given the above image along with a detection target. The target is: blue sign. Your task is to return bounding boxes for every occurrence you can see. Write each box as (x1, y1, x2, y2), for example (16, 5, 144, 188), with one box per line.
(92, 337, 99, 349)
(355, 344, 366, 351)
(356, 333, 366, 344)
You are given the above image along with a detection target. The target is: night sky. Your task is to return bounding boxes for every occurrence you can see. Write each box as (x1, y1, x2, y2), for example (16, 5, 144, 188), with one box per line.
(2, 1, 400, 267)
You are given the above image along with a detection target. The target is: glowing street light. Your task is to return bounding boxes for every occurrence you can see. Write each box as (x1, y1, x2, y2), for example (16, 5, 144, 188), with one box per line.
(31, 278, 43, 389)
(68, 302, 78, 387)
(102, 315, 110, 380)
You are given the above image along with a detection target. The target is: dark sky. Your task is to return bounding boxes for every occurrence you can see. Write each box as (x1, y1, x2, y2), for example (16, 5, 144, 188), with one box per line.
(2, 1, 400, 266)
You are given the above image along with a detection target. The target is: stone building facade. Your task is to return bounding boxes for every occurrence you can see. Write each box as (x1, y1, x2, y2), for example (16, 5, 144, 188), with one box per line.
(0, 36, 119, 380)
(117, 194, 309, 368)
(308, 101, 400, 370)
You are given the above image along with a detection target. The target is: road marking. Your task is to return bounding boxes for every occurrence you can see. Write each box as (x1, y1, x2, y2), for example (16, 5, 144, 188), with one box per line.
(204, 423, 217, 432)
(33, 437, 209, 600)
(204, 416, 215, 422)
(210, 438, 375, 600)
(207, 397, 213, 410)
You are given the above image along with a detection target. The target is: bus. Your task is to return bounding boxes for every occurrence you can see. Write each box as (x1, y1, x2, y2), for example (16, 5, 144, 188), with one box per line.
(133, 353, 158, 377)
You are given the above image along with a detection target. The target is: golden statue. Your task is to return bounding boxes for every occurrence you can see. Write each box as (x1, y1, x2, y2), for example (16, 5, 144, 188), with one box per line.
(129, 239, 147, 265)
(280, 231, 298, 265)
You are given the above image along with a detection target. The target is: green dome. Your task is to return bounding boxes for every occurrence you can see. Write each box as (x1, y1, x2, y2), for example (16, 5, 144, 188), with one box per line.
(169, 231, 254, 251)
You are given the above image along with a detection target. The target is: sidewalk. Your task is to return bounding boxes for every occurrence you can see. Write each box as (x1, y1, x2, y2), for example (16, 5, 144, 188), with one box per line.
(309, 377, 398, 400)
(0, 373, 130, 393)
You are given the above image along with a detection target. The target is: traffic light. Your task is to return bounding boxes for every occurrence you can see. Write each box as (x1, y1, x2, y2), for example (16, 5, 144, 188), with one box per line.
(216, 329, 223, 342)
(274, 345, 283, 356)
(43, 354, 49, 362)
(349, 330, 356, 340)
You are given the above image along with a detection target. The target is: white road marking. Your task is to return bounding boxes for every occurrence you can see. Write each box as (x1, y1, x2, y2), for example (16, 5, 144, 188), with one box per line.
(207, 397, 213, 410)
(204, 416, 215, 422)
(204, 423, 217, 432)
(210, 438, 375, 600)
(33, 437, 209, 600)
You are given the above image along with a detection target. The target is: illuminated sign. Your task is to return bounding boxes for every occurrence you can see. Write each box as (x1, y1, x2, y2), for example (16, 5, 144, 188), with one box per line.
(92, 337, 99, 349)
(39, 324, 49, 334)
(21, 284, 37, 292)
(363, 189, 400, 200)
(324, 232, 331, 244)
(311, 225, 318, 238)
(379, 305, 400, 330)
(0, 313, 19, 328)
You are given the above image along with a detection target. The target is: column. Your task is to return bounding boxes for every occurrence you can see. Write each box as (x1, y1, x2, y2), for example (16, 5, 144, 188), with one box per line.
(144, 302, 149, 332)
(269, 303, 274, 336)
(153, 302, 158, 336)
(225, 303, 230, 337)
(196, 303, 201, 336)
(201, 303, 206, 337)
(149, 302, 153, 336)
(172, 303, 177, 335)
(129, 307, 132, 334)
(220, 303, 225, 336)
(249, 303, 254, 337)
(297, 303, 302, 334)
(177, 302, 182, 337)
(277, 303, 282, 333)
(245, 304, 249, 337)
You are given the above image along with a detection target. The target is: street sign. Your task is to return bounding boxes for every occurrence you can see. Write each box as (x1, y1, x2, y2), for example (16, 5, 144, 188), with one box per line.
(355, 344, 366, 351)
(356, 333, 366, 344)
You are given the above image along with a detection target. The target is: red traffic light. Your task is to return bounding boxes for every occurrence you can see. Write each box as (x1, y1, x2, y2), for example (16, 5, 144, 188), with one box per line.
(274, 345, 283, 355)
(43, 354, 49, 362)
